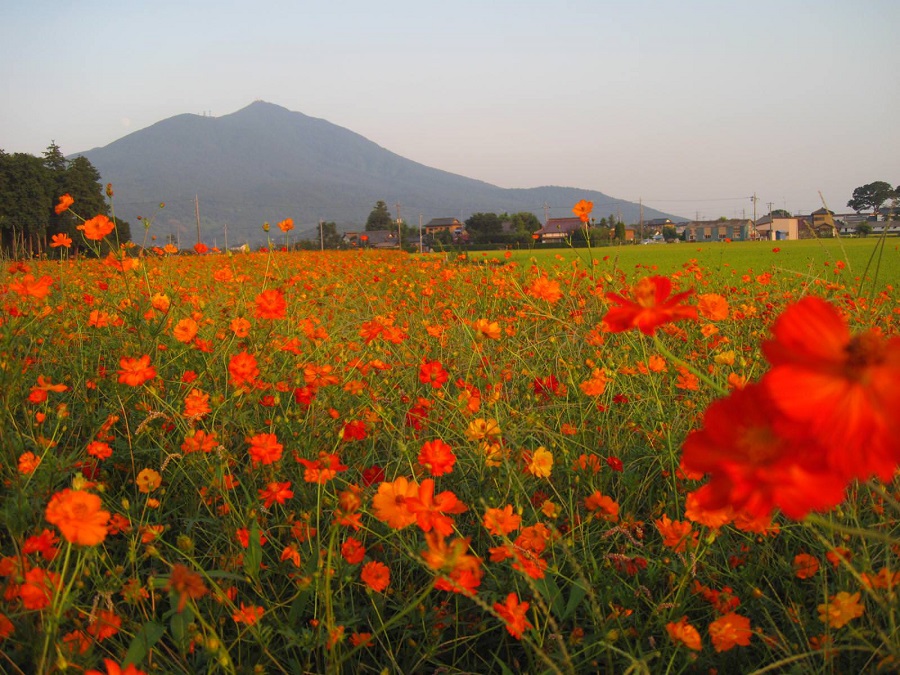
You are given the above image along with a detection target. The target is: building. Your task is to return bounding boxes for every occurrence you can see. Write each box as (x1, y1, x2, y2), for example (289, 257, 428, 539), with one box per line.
(754, 215, 802, 241)
(343, 230, 400, 248)
(423, 218, 464, 236)
(536, 217, 590, 241)
(681, 219, 759, 242)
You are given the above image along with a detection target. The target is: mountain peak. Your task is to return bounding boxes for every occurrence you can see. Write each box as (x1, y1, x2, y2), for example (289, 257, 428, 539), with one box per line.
(76, 102, 680, 244)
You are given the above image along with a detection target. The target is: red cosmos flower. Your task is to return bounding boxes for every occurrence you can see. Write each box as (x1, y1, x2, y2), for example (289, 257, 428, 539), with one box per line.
(761, 296, 900, 482)
(533, 375, 565, 401)
(193, 242, 208, 254)
(405, 479, 468, 536)
(50, 233, 72, 248)
(254, 288, 287, 320)
(419, 359, 449, 388)
(247, 433, 283, 466)
(494, 593, 533, 639)
(228, 351, 260, 389)
(340, 420, 368, 442)
(297, 452, 347, 483)
(258, 481, 294, 508)
(117, 355, 156, 387)
(341, 537, 366, 564)
(362, 465, 385, 486)
(604, 276, 697, 335)
(418, 439, 456, 476)
(360, 561, 390, 592)
(681, 383, 848, 520)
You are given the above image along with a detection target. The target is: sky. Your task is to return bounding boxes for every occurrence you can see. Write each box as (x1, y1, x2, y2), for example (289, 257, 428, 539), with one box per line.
(2, 0, 898, 221)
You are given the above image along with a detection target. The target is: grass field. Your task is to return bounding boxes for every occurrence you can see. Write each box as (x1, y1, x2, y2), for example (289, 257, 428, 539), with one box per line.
(476, 236, 900, 292)
(1, 227, 899, 674)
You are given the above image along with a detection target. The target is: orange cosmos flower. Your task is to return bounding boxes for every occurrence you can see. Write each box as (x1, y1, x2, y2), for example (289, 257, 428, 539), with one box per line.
(165, 563, 208, 612)
(230, 316, 251, 337)
(494, 593, 533, 639)
(9, 273, 54, 300)
(584, 491, 619, 522)
(527, 447, 554, 478)
(45, 489, 110, 546)
(18, 451, 41, 475)
(465, 418, 501, 442)
(681, 383, 847, 520)
(183, 388, 211, 418)
(86, 659, 149, 675)
(372, 476, 419, 529)
(360, 561, 390, 592)
(418, 439, 456, 476)
(228, 351, 260, 388)
(87, 608, 121, 640)
(50, 232, 72, 248)
(818, 591, 864, 629)
(78, 214, 115, 240)
(173, 317, 199, 343)
(708, 612, 752, 652)
(604, 276, 697, 336)
(572, 199, 593, 223)
(473, 318, 501, 340)
(761, 296, 900, 482)
(697, 293, 729, 321)
(54, 193, 74, 214)
(117, 355, 156, 387)
(233, 603, 265, 625)
(247, 433, 283, 466)
(655, 515, 697, 553)
(193, 241, 208, 254)
(277, 218, 294, 232)
(666, 616, 703, 651)
(341, 537, 366, 564)
(483, 505, 522, 536)
(254, 288, 287, 320)
(181, 429, 218, 454)
(135, 468, 162, 493)
(526, 276, 563, 303)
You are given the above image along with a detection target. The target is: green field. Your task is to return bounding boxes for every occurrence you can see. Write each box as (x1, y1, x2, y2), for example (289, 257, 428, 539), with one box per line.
(488, 237, 900, 291)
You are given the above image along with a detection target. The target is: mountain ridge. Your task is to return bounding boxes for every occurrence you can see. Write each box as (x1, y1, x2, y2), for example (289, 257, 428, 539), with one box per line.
(74, 101, 682, 245)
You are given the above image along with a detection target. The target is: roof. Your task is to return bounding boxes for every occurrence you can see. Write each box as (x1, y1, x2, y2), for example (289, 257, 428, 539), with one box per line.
(538, 217, 588, 235)
(681, 219, 755, 228)
(425, 217, 462, 227)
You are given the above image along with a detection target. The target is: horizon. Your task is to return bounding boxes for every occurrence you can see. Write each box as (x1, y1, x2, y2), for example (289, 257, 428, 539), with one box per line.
(2, 1, 897, 221)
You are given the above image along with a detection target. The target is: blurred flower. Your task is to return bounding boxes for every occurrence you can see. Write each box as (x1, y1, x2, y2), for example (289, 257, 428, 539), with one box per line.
(818, 591, 864, 629)
(572, 199, 593, 223)
(708, 612, 752, 652)
(50, 233, 72, 248)
(494, 593, 533, 639)
(45, 489, 110, 546)
(54, 193, 74, 215)
(666, 616, 702, 651)
(604, 276, 697, 335)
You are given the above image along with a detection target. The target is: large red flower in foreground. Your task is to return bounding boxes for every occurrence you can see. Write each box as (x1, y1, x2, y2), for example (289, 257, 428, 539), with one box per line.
(681, 383, 847, 520)
(761, 296, 900, 481)
(604, 276, 697, 336)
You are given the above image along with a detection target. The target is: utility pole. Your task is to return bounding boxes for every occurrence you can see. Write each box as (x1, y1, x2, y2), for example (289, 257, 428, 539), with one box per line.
(750, 193, 759, 224)
(766, 202, 775, 216)
(194, 195, 202, 244)
(224, 222, 228, 251)
(319, 219, 324, 251)
(542, 202, 550, 225)
(639, 197, 644, 241)
(419, 213, 423, 253)
(395, 202, 402, 248)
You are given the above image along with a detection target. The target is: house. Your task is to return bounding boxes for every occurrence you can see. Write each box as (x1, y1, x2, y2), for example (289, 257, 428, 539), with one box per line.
(810, 208, 838, 237)
(755, 215, 802, 241)
(681, 219, 759, 242)
(424, 218, 465, 236)
(343, 230, 400, 248)
(536, 217, 588, 241)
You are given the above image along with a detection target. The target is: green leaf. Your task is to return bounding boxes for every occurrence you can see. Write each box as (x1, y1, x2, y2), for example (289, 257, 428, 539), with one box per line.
(170, 605, 193, 653)
(123, 621, 164, 667)
(244, 520, 262, 579)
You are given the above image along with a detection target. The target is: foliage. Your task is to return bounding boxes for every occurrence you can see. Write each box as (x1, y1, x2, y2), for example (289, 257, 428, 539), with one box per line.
(847, 181, 896, 215)
(365, 200, 394, 231)
(0, 224, 898, 674)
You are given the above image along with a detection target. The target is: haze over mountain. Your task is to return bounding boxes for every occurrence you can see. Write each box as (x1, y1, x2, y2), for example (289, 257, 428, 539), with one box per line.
(75, 101, 681, 246)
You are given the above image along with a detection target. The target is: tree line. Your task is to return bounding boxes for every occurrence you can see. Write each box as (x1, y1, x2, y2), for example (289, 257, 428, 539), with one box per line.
(0, 143, 131, 257)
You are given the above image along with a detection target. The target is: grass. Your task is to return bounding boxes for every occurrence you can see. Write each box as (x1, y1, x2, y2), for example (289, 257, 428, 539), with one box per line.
(0, 230, 898, 674)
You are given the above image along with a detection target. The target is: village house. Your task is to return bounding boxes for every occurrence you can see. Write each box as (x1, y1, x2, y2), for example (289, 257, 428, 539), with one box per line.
(680, 219, 759, 242)
(536, 217, 637, 242)
(342, 230, 400, 248)
(423, 217, 465, 236)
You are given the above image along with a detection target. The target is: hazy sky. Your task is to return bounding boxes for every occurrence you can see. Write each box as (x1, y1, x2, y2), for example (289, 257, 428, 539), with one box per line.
(2, 0, 897, 220)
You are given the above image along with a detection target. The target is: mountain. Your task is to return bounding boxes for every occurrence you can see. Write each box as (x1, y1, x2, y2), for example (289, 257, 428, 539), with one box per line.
(74, 101, 682, 246)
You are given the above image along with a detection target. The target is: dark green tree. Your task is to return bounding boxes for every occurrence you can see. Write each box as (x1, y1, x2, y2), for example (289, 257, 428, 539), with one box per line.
(464, 212, 502, 242)
(771, 209, 791, 218)
(365, 200, 394, 231)
(321, 221, 343, 249)
(847, 181, 896, 216)
(855, 223, 873, 237)
(614, 221, 626, 241)
(0, 152, 52, 254)
(662, 225, 679, 241)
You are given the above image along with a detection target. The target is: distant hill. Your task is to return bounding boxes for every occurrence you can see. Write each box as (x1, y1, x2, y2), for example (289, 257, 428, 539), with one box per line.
(74, 101, 682, 246)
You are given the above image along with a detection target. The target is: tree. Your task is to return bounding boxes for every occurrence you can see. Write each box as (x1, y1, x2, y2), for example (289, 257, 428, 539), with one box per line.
(464, 212, 503, 243)
(614, 221, 626, 242)
(0, 152, 52, 254)
(662, 225, 679, 242)
(771, 209, 791, 218)
(855, 223, 873, 237)
(365, 200, 394, 231)
(847, 181, 896, 216)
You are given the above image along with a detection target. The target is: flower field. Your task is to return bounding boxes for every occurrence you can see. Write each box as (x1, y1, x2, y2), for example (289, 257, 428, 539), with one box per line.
(1, 207, 899, 673)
